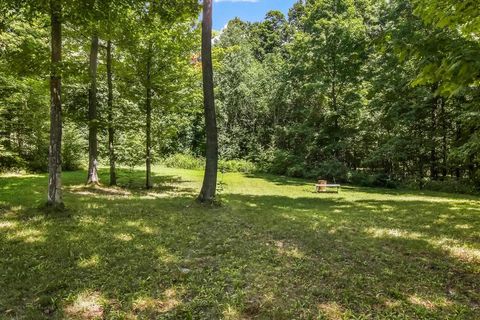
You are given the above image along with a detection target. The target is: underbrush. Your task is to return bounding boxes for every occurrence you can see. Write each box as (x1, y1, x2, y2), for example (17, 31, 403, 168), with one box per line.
(162, 153, 257, 173)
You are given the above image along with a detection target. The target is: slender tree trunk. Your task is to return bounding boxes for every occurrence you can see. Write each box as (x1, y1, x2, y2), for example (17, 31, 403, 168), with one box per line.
(145, 49, 153, 189)
(440, 98, 448, 179)
(455, 121, 461, 179)
(87, 34, 99, 184)
(198, 0, 218, 203)
(107, 39, 116, 186)
(47, 0, 63, 207)
(430, 85, 438, 180)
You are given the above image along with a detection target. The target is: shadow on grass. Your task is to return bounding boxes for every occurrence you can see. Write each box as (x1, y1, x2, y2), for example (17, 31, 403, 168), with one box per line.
(245, 172, 311, 187)
(0, 170, 479, 319)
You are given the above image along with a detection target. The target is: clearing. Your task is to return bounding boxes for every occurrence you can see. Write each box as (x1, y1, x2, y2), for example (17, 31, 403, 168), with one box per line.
(0, 167, 479, 319)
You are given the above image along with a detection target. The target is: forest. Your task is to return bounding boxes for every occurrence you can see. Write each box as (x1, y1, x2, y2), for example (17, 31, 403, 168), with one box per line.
(1, 0, 479, 197)
(0, 0, 479, 319)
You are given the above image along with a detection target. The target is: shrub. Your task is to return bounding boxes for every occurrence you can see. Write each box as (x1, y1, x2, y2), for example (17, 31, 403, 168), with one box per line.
(421, 179, 477, 194)
(349, 171, 398, 188)
(0, 148, 26, 172)
(312, 160, 349, 182)
(62, 124, 86, 171)
(286, 164, 306, 178)
(163, 153, 204, 170)
(163, 153, 257, 173)
(265, 150, 298, 176)
(116, 134, 145, 170)
(219, 159, 256, 173)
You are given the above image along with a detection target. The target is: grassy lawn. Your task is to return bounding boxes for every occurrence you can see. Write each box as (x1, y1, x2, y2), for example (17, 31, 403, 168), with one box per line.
(0, 167, 479, 319)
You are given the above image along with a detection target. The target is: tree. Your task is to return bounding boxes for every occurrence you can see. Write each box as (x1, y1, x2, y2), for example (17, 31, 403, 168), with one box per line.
(87, 33, 99, 184)
(106, 38, 116, 185)
(198, 0, 218, 203)
(47, 0, 64, 207)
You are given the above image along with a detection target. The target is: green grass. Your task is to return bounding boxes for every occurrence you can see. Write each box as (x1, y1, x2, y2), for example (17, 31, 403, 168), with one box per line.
(0, 167, 479, 319)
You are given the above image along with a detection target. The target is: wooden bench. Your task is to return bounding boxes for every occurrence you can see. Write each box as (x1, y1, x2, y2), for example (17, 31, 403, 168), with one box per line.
(315, 180, 341, 193)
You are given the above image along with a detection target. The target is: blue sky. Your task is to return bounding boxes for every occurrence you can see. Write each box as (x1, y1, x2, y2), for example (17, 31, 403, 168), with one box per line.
(213, 0, 297, 30)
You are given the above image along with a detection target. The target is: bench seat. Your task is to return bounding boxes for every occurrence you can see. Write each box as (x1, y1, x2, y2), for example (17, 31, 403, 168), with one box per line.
(315, 183, 341, 193)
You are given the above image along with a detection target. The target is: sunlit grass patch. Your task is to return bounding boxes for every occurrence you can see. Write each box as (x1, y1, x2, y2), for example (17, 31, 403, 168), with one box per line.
(64, 291, 105, 319)
(7, 227, 44, 243)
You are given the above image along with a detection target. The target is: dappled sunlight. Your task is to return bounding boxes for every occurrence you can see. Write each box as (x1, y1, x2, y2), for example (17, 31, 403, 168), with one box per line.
(132, 287, 182, 315)
(115, 233, 134, 242)
(64, 291, 105, 319)
(8, 228, 44, 243)
(0, 172, 43, 178)
(79, 215, 107, 226)
(317, 302, 346, 320)
(0, 221, 17, 229)
(222, 305, 242, 319)
(68, 184, 132, 198)
(365, 227, 480, 263)
(445, 245, 480, 263)
(138, 188, 197, 199)
(383, 298, 403, 309)
(270, 240, 305, 259)
(0, 205, 24, 218)
(124, 220, 156, 235)
(77, 254, 101, 268)
(454, 224, 472, 230)
(366, 227, 423, 240)
(407, 294, 453, 310)
(156, 247, 179, 263)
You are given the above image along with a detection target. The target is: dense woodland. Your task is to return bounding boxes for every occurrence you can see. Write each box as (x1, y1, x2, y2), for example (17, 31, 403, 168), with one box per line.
(1, 0, 479, 196)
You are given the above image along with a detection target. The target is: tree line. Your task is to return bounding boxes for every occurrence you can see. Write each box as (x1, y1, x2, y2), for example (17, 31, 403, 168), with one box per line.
(0, 0, 218, 207)
(211, 0, 479, 192)
(1, 0, 479, 203)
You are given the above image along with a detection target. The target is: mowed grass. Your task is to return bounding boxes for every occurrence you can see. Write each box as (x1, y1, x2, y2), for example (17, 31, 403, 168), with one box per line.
(0, 167, 479, 319)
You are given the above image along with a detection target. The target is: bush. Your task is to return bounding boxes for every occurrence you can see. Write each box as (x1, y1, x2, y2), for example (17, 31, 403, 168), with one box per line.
(349, 171, 398, 188)
(116, 134, 145, 169)
(0, 148, 26, 172)
(420, 179, 478, 195)
(62, 124, 86, 171)
(286, 164, 306, 178)
(219, 159, 256, 173)
(163, 153, 257, 173)
(264, 150, 298, 176)
(312, 160, 349, 182)
(163, 153, 204, 170)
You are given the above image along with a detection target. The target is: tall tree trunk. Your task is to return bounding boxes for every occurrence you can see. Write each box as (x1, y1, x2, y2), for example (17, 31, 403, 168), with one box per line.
(107, 39, 116, 186)
(87, 34, 99, 184)
(145, 49, 153, 189)
(47, 0, 63, 207)
(440, 97, 448, 179)
(198, 0, 218, 203)
(455, 121, 461, 179)
(430, 85, 438, 180)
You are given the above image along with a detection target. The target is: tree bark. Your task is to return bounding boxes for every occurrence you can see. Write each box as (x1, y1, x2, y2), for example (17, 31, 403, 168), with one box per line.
(47, 0, 63, 207)
(198, 0, 218, 203)
(145, 47, 153, 189)
(107, 39, 116, 186)
(87, 33, 99, 184)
